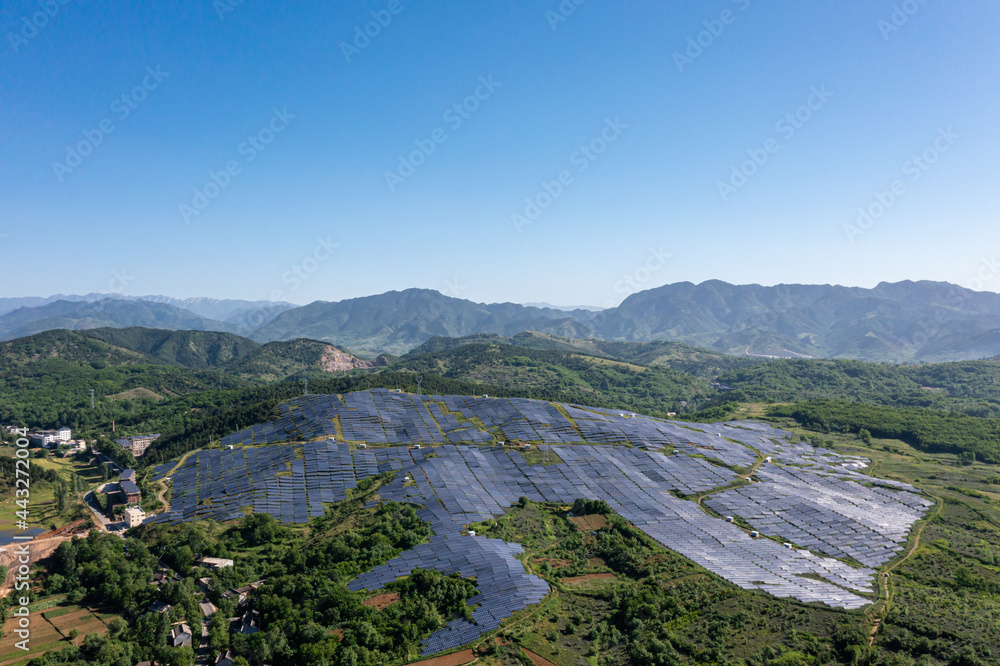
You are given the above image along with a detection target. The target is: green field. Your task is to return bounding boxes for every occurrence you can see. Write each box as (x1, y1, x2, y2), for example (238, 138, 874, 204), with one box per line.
(0, 449, 99, 532)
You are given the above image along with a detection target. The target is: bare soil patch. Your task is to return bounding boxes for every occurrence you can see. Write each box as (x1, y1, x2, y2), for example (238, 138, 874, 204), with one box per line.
(562, 573, 617, 585)
(106, 387, 164, 402)
(568, 514, 608, 531)
(321, 346, 384, 373)
(521, 647, 558, 666)
(0, 537, 74, 599)
(404, 648, 476, 666)
(362, 592, 400, 610)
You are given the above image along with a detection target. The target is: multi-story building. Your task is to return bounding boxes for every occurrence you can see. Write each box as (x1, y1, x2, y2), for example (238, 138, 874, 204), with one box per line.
(114, 433, 160, 458)
(29, 427, 71, 447)
(125, 506, 146, 528)
(120, 469, 141, 504)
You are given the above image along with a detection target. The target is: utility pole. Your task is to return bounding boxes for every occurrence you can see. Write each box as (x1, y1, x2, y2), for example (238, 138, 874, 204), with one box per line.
(303, 376, 309, 395)
(90, 389, 95, 409)
(416, 376, 422, 396)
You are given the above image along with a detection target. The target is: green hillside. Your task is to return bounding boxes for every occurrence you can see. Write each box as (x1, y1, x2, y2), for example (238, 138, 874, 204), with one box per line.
(81, 327, 260, 368)
(717, 358, 1000, 417)
(394, 341, 712, 414)
(0, 329, 162, 369)
(226, 339, 384, 382)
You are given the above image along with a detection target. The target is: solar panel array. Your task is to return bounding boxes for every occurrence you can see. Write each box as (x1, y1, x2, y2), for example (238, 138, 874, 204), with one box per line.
(348, 536, 548, 654)
(147, 444, 351, 526)
(150, 463, 174, 482)
(705, 464, 929, 567)
(150, 389, 933, 655)
(220, 394, 345, 447)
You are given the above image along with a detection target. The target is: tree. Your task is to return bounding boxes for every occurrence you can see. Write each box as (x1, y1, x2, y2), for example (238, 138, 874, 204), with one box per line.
(208, 613, 230, 655)
(240, 513, 283, 546)
(858, 428, 872, 444)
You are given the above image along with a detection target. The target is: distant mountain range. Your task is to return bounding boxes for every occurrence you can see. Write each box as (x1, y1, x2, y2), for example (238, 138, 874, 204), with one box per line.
(2, 280, 999, 362)
(0, 294, 295, 327)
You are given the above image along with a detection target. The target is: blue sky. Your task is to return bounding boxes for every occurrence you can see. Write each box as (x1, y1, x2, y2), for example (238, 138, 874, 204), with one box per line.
(1, 0, 998, 307)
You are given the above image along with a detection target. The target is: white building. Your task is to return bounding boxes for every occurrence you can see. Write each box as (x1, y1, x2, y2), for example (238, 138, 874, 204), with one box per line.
(27, 427, 71, 447)
(197, 556, 234, 570)
(125, 507, 146, 528)
(29, 431, 59, 447)
(115, 433, 160, 458)
(62, 440, 87, 457)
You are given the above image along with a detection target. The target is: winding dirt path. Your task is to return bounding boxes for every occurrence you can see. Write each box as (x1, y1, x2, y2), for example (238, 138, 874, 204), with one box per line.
(152, 451, 197, 514)
(868, 492, 943, 646)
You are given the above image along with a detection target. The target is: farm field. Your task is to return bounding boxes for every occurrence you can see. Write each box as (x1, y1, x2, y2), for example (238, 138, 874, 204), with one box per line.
(0, 603, 111, 666)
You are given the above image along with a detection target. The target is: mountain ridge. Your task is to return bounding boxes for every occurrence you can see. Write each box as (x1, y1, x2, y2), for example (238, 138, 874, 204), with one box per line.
(3, 280, 1000, 362)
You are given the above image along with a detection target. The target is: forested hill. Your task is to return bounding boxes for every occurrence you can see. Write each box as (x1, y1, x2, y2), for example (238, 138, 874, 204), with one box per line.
(0, 328, 384, 435)
(398, 335, 1000, 418)
(394, 340, 712, 415)
(1, 327, 377, 377)
(80, 328, 260, 368)
(715, 358, 1000, 417)
(405, 331, 750, 376)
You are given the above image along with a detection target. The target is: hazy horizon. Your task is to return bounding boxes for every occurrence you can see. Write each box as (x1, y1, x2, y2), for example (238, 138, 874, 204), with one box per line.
(3, 275, 1000, 315)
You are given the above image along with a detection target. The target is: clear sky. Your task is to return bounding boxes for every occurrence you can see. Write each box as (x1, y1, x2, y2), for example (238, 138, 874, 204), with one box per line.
(2, 0, 998, 308)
